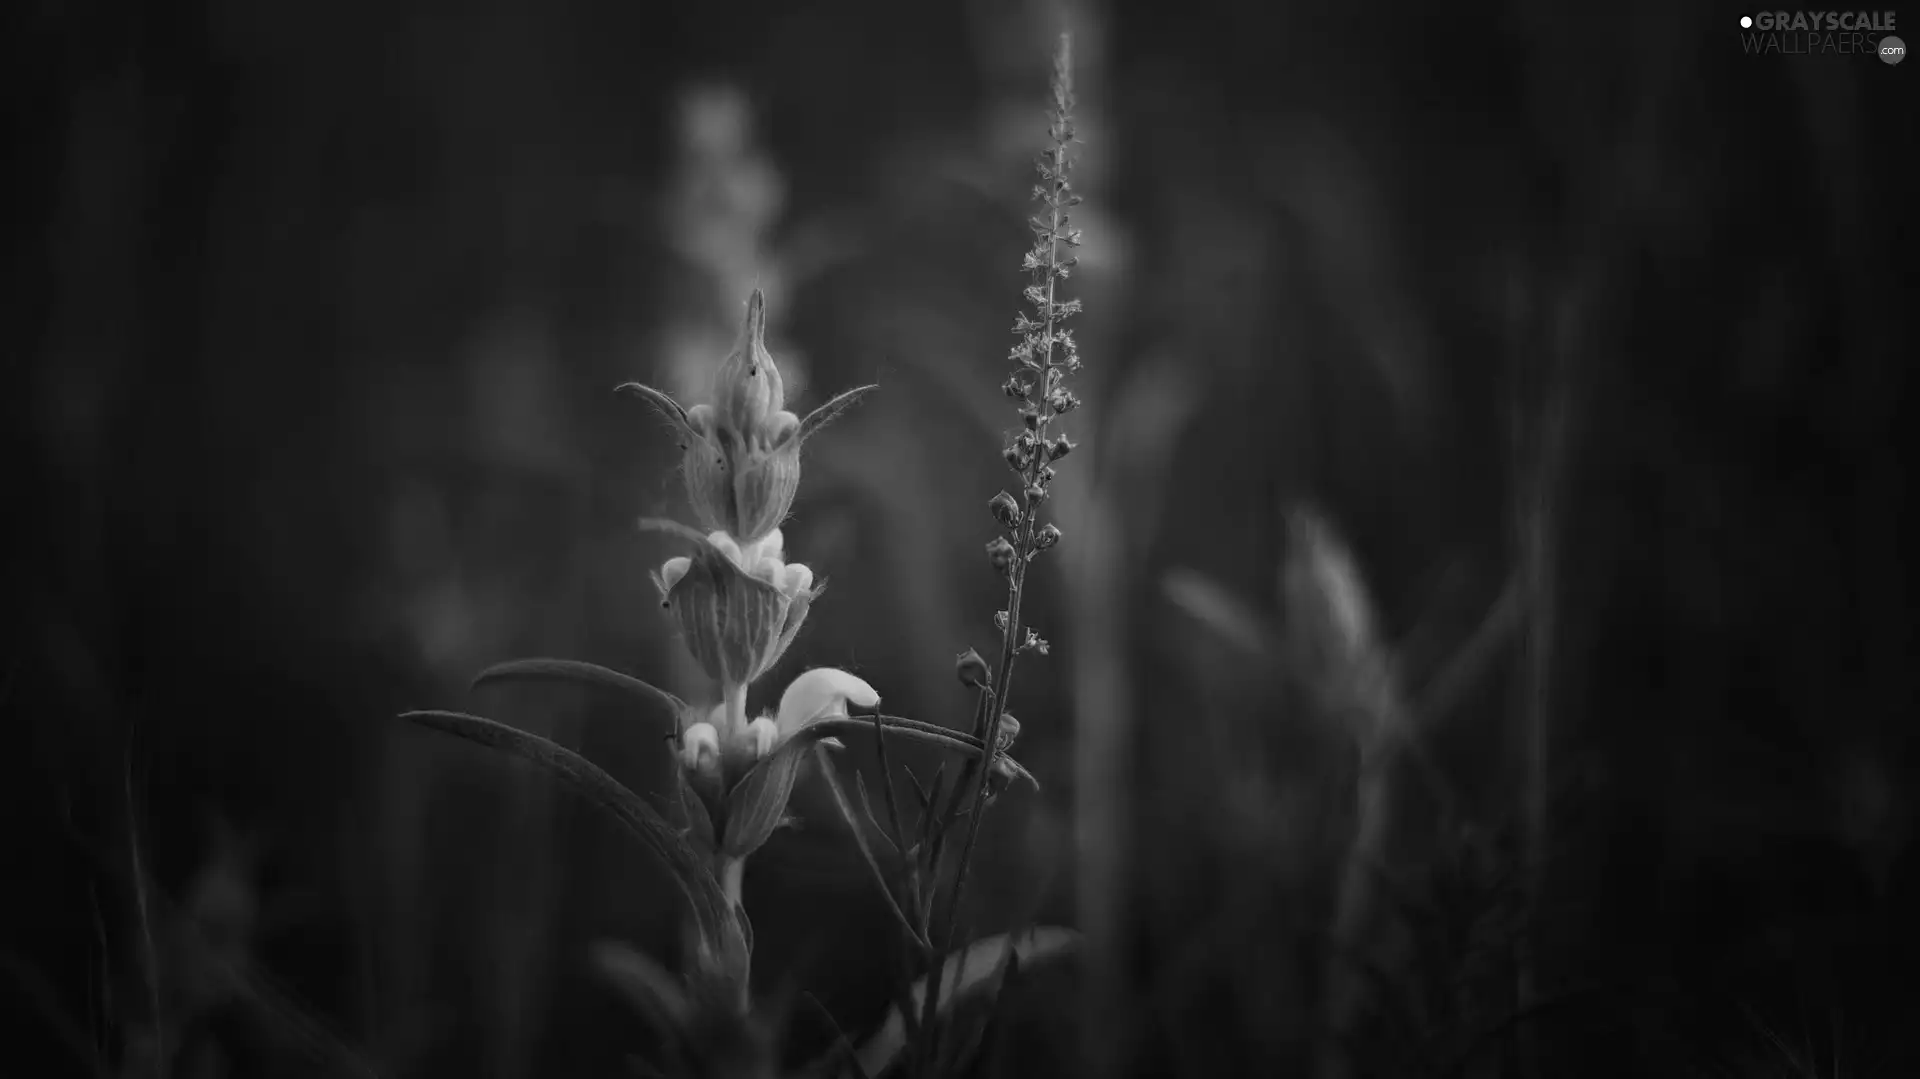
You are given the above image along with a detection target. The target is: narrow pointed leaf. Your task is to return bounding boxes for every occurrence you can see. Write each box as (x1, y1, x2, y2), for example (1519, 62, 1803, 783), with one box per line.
(617, 381, 697, 439)
(398, 709, 728, 939)
(869, 711, 909, 855)
(472, 657, 688, 718)
(676, 768, 717, 850)
(807, 716, 1040, 792)
(800, 992, 872, 1079)
(814, 745, 925, 949)
(852, 928, 1080, 1079)
(592, 940, 692, 1035)
(948, 935, 1025, 1075)
(905, 764, 934, 812)
(720, 726, 836, 859)
(923, 761, 949, 836)
(853, 770, 898, 856)
(636, 516, 715, 547)
(797, 384, 879, 442)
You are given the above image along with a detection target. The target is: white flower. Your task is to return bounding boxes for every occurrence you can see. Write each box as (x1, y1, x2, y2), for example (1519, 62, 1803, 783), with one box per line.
(677, 667, 879, 775)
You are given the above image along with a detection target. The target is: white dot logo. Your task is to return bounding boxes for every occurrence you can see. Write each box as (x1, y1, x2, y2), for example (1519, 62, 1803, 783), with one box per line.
(1740, 15, 1753, 28)
(1882, 35, 1907, 64)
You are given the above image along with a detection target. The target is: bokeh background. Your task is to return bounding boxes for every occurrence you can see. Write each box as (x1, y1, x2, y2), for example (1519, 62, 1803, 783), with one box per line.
(7, 0, 1914, 1076)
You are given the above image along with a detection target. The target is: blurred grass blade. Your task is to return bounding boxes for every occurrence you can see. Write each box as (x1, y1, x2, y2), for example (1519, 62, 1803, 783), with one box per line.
(592, 940, 692, 1045)
(852, 927, 1079, 1079)
(0, 954, 113, 1078)
(1409, 578, 1523, 730)
(941, 934, 1025, 1076)
(1162, 567, 1278, 656)
(800, 991, 872, 1079)
(471, 658, 689, 719)
(398, 710, 727, 937)
(230, 955, 387, 1078)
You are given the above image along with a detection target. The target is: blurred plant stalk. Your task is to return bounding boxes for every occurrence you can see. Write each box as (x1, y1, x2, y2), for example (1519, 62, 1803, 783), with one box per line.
(1509, 274, 1576, 1079)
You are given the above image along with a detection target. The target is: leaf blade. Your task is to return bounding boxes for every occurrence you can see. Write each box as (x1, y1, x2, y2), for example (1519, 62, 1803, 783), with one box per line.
(471, 657, 688, 718)
(797, 384, 879, 442)
(398, 709, 728, 939)
(852, 927, 1079, 1079)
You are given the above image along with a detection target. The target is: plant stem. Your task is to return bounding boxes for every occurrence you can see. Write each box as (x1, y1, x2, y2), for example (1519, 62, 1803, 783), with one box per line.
(719, 854, 745, 907)
(724, 682, 749, 742)
(925, 54, 1074, 1066)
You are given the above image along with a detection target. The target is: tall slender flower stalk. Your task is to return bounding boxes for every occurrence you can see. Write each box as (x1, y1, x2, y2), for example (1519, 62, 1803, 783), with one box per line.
(946, 29, 1083, 938)
(873, 33, 1086, 1076)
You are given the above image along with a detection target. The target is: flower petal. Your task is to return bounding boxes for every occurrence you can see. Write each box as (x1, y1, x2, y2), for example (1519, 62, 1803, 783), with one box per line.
(745, 716, 778, 759)
(744, 528, 784, 566)
(707, 530, 744, 568)
(659, 556, 692, 594)
(681, 722, 721, 777)
(774, 668, 880, 741)
(781, 562, 814, 597)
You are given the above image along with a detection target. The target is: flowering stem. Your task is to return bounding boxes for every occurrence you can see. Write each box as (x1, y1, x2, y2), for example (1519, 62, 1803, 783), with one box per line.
(925, 33, 1078, 1073)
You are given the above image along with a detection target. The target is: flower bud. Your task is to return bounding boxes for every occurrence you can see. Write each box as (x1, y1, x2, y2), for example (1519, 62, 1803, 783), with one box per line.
(985, 754, 1017, 797)
(1002, 376, 1029, 399)
(1046, 436, 1074, 460)
(681, 722, 722, 777)
(993, 713, 1021, 752)
(680, 422, 736, 536)
(955, 648, 992, 689)
(659, 532, 816, 689)
(728, 448, 801, 541)
(1048, 390, 1078, 415)
(986, 536, 1017, 571)
(713, 289, 785, 437)
(1035, 523, 1061, 550)
(624, 293, 877, 547)
(1002, 441, 1031, 472)
(1023, 409, 1042, 431)
(989, 491, 1022, 530)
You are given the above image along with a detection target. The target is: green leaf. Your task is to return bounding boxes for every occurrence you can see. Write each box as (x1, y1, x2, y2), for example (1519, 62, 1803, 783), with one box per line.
(851, 928, 1079, 1079)
(471, 657, 688, 719)
(398, 709, 730, 941)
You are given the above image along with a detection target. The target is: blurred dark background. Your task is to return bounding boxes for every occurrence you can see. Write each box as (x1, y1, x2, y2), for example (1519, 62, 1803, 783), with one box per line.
(6, 0, 1913, 1076)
